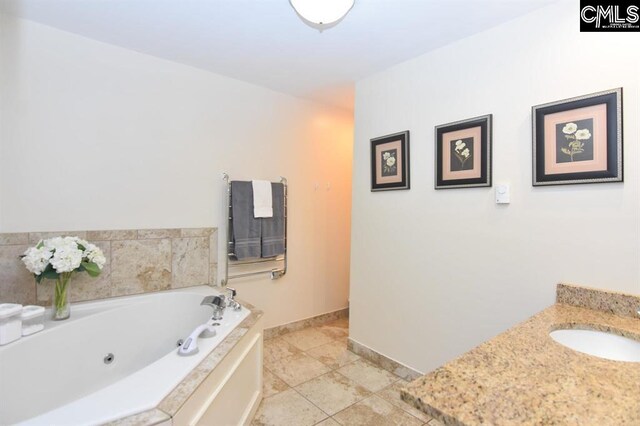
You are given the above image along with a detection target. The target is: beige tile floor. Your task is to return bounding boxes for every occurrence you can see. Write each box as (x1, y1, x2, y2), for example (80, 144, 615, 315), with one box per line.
(252, 318, 444, 426)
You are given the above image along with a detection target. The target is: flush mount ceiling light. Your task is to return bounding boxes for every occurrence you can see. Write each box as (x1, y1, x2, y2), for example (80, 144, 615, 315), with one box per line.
(290, 0, 355, 31)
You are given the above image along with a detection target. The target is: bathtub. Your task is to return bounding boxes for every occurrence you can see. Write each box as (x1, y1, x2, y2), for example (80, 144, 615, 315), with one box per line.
(0, 286, 262, 426)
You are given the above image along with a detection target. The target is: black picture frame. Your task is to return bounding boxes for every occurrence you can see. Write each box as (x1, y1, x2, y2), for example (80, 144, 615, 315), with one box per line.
(435, 114, 492, 189)
(532, 88, 623, 186)
(370, 131, 410, 191)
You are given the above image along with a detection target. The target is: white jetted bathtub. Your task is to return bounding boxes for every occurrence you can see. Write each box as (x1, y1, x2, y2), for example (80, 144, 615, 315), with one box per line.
(0, 286, 262, 426)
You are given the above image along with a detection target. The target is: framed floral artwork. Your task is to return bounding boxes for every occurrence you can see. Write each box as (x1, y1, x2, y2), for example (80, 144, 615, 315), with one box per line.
(435, 114, 492, 189)
(370, 131, 410, 191)
(532, 88, 623, 186)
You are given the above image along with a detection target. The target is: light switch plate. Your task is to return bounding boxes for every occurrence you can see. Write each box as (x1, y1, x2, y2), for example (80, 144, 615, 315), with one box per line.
(496, 184, 510, 204)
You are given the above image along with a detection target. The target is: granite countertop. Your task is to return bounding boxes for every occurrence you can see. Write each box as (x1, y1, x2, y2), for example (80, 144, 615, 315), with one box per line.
(402, 290, 640, 425)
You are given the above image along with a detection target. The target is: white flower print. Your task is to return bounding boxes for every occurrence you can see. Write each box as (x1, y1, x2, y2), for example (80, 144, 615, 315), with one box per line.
(574, 129, 592, 140)
(453, 139, 472, 168)
(560, 122, 592, 161)
(562, 123, 578, 134)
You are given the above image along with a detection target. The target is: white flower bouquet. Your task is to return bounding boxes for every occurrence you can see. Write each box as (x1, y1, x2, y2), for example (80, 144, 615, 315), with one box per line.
(21, 237, 106, 320)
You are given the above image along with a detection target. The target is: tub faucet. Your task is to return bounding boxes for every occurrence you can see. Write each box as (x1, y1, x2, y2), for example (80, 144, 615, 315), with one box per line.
(201, 295, 226, 320)
(226, 287, 241, 311)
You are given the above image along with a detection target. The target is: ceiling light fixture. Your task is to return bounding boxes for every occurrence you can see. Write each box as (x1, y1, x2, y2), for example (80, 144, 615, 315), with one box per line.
(290, 0, 355, 31)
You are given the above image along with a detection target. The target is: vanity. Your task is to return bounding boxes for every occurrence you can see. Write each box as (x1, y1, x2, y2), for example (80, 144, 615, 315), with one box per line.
(401, 283, 640, 425)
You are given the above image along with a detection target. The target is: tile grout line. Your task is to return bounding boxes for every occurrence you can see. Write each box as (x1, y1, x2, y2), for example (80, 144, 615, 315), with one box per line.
(261, 323, 427, 425)
(291, 372, 390, 424)
(271, 348, 356, 388)
(268, 330, 367, 420)
(290, 349, 399, 421)
(290, 386, 333, 420)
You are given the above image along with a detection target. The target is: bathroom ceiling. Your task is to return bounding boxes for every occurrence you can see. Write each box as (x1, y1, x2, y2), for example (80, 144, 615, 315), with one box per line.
(0, 0, 554, 110)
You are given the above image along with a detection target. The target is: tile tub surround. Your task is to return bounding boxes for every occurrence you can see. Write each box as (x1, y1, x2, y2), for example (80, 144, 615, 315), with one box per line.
(401, 302, 640, 425)
(0, 228, 217, 306)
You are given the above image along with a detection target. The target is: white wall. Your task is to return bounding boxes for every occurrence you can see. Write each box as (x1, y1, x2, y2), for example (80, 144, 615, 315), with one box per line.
(0, 14, 353, 328)
(350, 0, 640, 374)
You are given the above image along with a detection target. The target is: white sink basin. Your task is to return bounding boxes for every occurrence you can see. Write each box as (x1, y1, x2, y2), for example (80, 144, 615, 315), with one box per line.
(549, 329, 640, 363)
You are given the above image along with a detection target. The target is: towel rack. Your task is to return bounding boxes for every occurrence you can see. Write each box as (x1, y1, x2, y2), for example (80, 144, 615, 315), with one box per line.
(220, 173, 288, 286)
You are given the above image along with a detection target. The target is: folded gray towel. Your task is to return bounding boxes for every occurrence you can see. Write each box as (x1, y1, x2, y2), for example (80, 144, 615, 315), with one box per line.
(261, 183, 285, 258)
(231, 181, 261, 260)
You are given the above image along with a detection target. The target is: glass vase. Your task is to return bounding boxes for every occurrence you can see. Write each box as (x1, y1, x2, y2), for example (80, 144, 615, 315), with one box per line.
(52, 273, 72, 320)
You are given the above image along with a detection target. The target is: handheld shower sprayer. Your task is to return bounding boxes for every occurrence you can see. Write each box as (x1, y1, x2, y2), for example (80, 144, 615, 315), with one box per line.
(177, 322, 217, 356)
(177, 295, 227, 356)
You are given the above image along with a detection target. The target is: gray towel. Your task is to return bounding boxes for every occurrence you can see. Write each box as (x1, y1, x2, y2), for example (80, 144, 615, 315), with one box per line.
(261, 183, 285, 258)
(231, 181, 261, 260)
